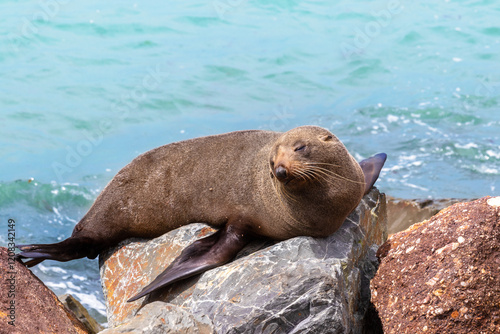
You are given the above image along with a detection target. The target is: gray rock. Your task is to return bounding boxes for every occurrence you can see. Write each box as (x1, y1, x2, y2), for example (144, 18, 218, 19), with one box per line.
(100, 188, 387, 333)
(99, 302, 213, 334)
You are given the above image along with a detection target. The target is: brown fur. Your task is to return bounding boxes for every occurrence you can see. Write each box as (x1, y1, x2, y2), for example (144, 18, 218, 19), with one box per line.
(73, 125, 364, 246)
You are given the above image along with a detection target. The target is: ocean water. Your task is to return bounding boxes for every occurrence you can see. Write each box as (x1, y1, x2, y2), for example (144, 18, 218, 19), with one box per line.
(1, 0, 499, 324)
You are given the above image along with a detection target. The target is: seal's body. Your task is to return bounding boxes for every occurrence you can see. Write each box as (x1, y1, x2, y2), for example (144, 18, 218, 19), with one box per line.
(18, 126, 386, 302)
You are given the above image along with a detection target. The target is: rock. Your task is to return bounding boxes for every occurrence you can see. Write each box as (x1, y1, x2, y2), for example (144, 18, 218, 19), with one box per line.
(59, 294, 103, 334)
(99, 188, 387, 334)
(99, 302, 213, 334)
(0, 247, 89, 334)
(386, 197, 466, 234)
(371, 196, 500, 334)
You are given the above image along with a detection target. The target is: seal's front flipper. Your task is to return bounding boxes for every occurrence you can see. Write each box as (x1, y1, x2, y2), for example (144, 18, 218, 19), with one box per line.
(359, 153, 387, 195)
(127, 224, 251, 302)
(16, 237, 100, 267)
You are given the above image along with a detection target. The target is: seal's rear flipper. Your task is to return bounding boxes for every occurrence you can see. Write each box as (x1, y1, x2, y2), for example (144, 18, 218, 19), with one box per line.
(16, 237, 100, 267)
(127, 224, 251, 302)
(359, 153, 387, 195)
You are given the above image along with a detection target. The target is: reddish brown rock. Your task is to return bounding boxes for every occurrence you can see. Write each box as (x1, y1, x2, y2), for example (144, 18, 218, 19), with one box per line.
(0, 247, 89, 334)
(371, 196, 500, 334)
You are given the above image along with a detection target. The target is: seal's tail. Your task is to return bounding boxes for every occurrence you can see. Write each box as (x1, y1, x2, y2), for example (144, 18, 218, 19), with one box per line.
(16, 237, 100, 267)
(359, 153, 387, 195)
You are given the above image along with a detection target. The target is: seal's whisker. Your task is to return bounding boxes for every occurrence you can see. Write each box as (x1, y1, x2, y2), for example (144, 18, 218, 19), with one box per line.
(271, 178, 303, 228)
(307, 165, 365, 185)
(300, 169, 317, 182)
(283, 188, 299, 203)
(303, 162, 342, 168)
(287, 161, 361, 187)
(288, 163, 308, 181)
(292, 167, 312, 182)
(313, 168, 359, 185)
(305, 169, 330, 186)
(274, 177, 299, 203)
(303, 169, 318, 182)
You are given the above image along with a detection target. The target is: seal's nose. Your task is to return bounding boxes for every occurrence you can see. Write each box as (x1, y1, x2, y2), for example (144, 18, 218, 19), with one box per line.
(275, 166, 288, 180)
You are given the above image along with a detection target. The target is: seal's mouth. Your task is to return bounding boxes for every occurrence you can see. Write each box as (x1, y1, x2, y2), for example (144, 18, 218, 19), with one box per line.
(280, 175, 306, 189)
(272, 166, 299, 186)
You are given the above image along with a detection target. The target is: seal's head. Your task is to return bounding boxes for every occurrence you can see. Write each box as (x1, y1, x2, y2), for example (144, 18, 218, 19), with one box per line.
(269, 126, 364, 193)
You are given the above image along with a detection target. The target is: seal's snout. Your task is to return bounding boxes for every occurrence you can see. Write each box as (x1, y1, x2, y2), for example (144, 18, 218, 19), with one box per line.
(275, 166, 288, 181)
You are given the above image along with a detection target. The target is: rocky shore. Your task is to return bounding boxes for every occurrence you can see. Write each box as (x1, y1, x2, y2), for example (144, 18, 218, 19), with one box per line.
(2, 193, 499, 333)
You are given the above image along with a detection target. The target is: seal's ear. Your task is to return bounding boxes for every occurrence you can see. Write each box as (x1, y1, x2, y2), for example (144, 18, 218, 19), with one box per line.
(319, 134, 333, 142)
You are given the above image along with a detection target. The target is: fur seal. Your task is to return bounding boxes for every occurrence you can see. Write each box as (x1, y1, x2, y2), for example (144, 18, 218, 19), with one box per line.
(17, 126, 386, 302)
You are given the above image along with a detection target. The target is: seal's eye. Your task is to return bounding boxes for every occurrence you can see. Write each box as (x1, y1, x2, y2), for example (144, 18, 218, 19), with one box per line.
(295, 145, 306, 152)
(270, 160, 275, 167)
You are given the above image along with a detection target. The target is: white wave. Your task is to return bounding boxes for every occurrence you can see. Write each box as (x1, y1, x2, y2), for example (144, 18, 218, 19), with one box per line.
(386, 165, 402, 172)
(400, 155, 417, 161)
(413, 119, 439, 133)
(471, 165, 499, 175)
(61, 182, 80, 187)
(455, 142, 478, 149)
(39, 263, 68, 274)
(67, 281, 82, 291)
(68, 189, 94, 201)
(52, 207, 61, 217)
(65, 216, 78, 224)
(387, 115, 399, 123)
(46, 281, 67, 289)
(403, 182, 429, 191)
(487, 150, 500, 159)
(72, 274, 87, 281)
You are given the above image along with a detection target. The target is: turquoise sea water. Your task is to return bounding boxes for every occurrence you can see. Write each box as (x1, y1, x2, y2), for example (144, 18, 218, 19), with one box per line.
(1, 0, 499, 324)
